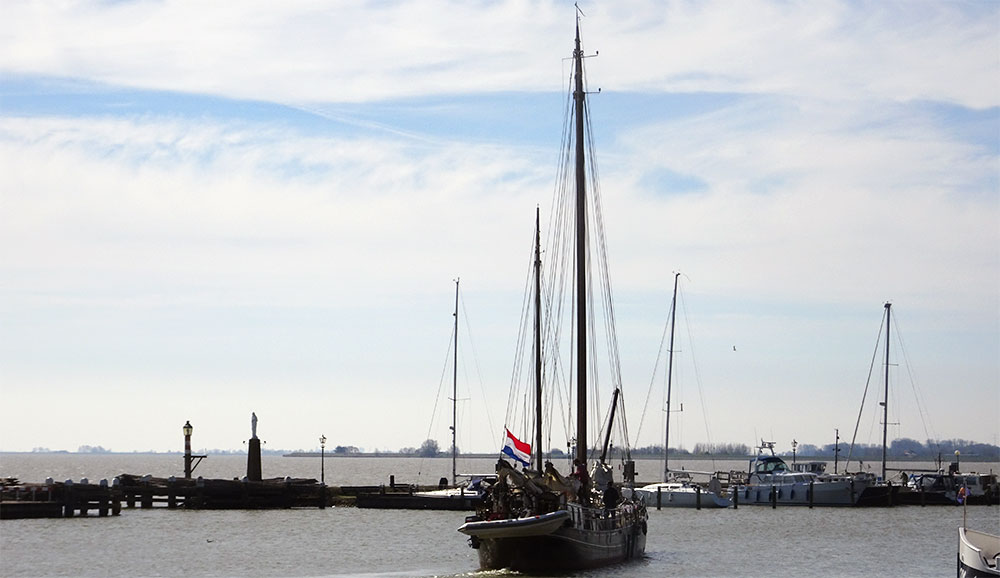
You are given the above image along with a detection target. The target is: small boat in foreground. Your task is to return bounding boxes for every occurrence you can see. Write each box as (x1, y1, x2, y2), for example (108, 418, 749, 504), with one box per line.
(458, 510, 570, 539)
(958, 526, 1000, 577)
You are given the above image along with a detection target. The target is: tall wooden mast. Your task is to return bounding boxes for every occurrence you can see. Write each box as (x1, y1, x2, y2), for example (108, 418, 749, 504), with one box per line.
(573, 17, 588, 469)
(881, 301, 891, 482)
(533, 208, 544, 472)
(452, 278, 459, 486)
(663, 271, 680, 481)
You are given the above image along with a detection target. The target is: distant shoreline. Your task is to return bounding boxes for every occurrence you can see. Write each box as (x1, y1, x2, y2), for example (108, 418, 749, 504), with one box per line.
(279, 452, 999, 462)
(2, 451, 996, 462)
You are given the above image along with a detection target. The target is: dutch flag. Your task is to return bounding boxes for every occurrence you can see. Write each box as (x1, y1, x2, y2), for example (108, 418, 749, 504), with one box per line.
(501, 428, 531, 468)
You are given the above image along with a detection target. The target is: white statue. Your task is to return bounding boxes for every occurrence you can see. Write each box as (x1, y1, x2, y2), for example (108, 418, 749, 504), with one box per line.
(251, 412, 258, 439)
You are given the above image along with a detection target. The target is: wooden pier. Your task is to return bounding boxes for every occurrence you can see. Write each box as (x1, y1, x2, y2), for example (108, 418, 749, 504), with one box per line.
(1, 478, 123, 519)
(116, 474, 328, 509)
(349, 476, 485, 511)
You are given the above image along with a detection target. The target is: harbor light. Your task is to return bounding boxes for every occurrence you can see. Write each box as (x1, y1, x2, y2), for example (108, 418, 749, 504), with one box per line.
(183, 421, 194, 479)
(319, 435, 327, 484)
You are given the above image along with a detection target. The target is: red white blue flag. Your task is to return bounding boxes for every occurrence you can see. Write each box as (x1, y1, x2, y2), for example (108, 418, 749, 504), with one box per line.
(502, 428, 531, 467)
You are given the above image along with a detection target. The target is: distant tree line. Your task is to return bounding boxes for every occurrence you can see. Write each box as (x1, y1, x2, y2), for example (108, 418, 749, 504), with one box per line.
(21, 437, 999, 459)
(629, 443, 752, 457)
(624, 438, 998, 460)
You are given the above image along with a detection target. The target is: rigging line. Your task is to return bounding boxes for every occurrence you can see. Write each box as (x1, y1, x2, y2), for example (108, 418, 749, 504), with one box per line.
(892, 310, 939, 448)
(459, 292, 498, 450)
(542, 248, 572, 447)
(420, 323, 456, 479)
(506, 224, 535, 425)
(633, 296, 672, 447)
(846, 310, 885, 468)
(678, 283, 716, 469)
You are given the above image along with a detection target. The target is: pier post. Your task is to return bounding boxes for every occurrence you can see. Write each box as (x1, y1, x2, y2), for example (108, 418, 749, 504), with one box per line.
(62, 483, 75, 518)
(167, 478, 177, 509)
(770, 485, 777, 509)
(808, 481, 814, 508)
(141, 478, 153, 509)
(656, 486, 662, 510)
(732, 487, 738, 509)
(695, 485, 701, 510)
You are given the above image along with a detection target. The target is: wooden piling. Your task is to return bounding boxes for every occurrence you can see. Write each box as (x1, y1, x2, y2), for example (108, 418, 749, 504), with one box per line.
(656, 486, 662, 510)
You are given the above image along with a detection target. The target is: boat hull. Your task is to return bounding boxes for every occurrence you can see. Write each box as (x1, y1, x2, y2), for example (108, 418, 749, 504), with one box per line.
(461, 505, 647, 572)
(356, 491, 482, 510)
(473, 518, 646, 571)
(633, 484, 730, 508)
(958, 527, 1000, 577)
(731, 479, 865, 507)
(458, 510, 570, 539)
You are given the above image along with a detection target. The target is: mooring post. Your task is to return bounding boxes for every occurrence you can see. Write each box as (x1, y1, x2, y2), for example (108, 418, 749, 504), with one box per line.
(63, 481, 75, 518)
(886, 480, 893, 507)
(657, 486, 662, 510)
(695, 485, 701, 510)
(809, 481, 814, 508)
(732, 487, 738, 509)
(770, 485, 777, 509)
(141, 478, 152, 509)
(167, 477, 177, 509)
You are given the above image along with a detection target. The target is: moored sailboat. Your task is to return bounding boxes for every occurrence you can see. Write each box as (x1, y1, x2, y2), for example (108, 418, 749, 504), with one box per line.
(633, 272, 730, 509)
(457, 17, 648, 572)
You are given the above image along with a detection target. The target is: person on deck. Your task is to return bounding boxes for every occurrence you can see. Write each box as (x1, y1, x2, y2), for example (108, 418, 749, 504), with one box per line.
(603, 481, 620, 515)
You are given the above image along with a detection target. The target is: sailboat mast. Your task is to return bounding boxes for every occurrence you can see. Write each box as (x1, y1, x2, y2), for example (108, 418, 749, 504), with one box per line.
(452, 278, 460, 486)
(881, 301, 891, 482)
(534, 208, 544, 472)
(573, 18, 588, 468)
(663, 271, 680, 481)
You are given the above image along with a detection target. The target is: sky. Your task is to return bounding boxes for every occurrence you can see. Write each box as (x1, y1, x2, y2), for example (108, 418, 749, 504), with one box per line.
(1, 1, 997, 458)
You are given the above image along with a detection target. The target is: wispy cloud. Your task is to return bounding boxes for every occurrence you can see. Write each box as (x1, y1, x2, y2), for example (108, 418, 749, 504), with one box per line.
(0, 0, 996, 453)
(2, 1, 995, 107)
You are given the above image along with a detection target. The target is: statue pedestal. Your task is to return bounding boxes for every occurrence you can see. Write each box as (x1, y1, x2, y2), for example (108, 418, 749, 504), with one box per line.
(247, 438, 262, 481)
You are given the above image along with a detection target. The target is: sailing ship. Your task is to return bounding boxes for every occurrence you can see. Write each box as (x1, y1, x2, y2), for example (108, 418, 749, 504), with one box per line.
(633, 272, 730, 509)
(457, 18, 648, 572)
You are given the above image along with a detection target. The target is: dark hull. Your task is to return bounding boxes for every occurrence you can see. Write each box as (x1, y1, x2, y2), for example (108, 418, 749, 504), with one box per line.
(959, 559, 1000, 578)
(474, 520, 647, 572)
(895, 488, 957, 506)
(856, 483, 899, 507)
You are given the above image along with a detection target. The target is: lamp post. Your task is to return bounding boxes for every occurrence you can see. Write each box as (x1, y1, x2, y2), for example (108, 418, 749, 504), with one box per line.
(319, 435, 327, 484)
(792, 439, 798, 466)
(183, 421, 193, 479)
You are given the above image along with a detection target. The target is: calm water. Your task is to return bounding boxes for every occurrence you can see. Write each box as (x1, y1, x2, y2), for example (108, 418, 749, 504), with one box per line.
(2, 454, 999, 577)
